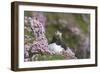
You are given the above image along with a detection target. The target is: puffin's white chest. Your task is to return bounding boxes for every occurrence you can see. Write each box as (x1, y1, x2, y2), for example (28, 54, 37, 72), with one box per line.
(48, 43, 64, 54)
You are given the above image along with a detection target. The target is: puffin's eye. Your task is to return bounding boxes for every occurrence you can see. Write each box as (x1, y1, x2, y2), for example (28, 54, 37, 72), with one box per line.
(35, 17, 38, 20)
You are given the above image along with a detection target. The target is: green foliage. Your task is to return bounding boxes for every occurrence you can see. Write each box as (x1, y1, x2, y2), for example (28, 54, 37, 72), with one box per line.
(74, 14, 88, 33)
(24, 11, 32, 16)
(37, 54, 65, 61)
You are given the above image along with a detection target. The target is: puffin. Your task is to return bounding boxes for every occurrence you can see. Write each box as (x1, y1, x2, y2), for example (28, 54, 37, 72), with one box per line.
(48, 30, 67, 54)
(50, 30, 67, 50)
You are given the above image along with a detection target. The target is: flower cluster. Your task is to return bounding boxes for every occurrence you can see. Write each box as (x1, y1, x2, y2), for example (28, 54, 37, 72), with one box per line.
(24, 14, 51, 61)
(30, 14, 51, 54)
(62, 47, 77, 59)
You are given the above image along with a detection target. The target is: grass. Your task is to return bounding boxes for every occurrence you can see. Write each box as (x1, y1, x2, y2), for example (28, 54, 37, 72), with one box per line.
(36, 54, 65, 61)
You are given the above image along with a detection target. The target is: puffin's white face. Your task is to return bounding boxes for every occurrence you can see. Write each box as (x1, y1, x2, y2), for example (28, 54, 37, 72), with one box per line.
(55, 30, 62, 38)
